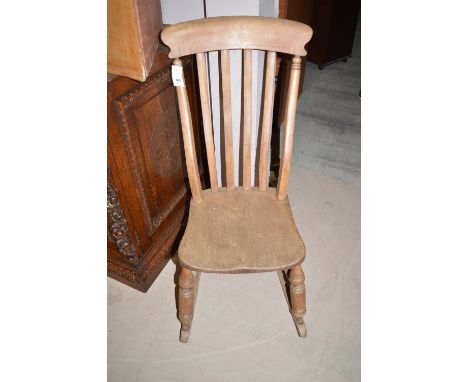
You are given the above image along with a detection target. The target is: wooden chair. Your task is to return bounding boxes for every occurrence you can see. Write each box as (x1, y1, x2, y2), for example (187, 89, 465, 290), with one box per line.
(161, 16, 313, 343)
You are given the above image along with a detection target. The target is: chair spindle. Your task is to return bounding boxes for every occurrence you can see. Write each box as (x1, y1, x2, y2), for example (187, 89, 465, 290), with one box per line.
(258, 51, 277, 190)
(220, 49, 235, 190)
(196, 52, 218, 191)
(242, 49, 252, 190)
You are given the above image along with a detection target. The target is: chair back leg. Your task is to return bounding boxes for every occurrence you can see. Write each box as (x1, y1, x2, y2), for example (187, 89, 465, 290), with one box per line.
(277, 266, 307, 337)
(289, 265, 307, 337)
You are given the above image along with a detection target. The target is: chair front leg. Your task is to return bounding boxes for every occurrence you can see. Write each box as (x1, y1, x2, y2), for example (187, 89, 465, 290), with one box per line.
(178, 267, 195, 343)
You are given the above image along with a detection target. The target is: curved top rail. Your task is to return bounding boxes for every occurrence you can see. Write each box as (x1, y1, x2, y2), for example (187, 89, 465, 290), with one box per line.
(161, 16, 313, 58)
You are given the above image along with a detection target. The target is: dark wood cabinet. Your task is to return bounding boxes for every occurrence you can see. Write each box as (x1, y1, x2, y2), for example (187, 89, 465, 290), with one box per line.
(107, 45, 206, 292)
(284, 0, 360, 67)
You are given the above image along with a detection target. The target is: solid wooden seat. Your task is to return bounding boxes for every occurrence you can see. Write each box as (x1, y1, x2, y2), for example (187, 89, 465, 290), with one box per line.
(161, 16, 313, 342)
(179, 188, 305, 273)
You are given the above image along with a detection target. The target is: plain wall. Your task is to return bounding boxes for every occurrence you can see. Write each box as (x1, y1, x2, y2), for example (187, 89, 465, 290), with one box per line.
(160, 0, 205, 23)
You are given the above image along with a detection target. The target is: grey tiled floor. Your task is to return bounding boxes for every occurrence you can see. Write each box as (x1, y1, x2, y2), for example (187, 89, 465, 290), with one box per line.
(293, 17, 360, 184)
(108, 166, 360, 381)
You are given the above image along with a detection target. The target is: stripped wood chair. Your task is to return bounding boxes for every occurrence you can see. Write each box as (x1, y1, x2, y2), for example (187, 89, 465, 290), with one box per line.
(161, 16, 313, 343)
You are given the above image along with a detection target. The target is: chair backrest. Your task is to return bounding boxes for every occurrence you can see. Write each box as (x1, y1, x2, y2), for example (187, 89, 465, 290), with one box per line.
(161, 16, 313, 203)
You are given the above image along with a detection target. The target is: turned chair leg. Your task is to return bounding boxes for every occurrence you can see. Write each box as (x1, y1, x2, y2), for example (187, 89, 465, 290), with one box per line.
(289, 265, 307, 337)
(178, 267, 195, 343)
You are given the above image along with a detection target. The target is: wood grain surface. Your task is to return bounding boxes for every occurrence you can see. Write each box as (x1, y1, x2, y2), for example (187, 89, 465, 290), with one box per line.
(161, 16, 312, 58)
(178, 188, 305, 273)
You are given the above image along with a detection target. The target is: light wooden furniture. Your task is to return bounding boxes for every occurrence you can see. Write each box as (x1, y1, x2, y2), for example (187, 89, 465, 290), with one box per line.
(107, 0, 162, 81)
(161, 16, 312, 342)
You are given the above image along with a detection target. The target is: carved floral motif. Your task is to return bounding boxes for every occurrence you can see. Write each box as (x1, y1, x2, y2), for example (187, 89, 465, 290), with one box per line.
(107, 184, 138, 264)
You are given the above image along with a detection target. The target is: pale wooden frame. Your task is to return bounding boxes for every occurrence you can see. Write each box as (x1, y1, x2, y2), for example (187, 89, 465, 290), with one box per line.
(161, 16, 312, 343)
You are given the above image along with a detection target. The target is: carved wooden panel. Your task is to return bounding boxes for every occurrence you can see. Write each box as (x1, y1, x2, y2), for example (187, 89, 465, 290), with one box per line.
(107, 45, 206, 292)
(113, 70, 185, 244)
(107, 182, 138, 265)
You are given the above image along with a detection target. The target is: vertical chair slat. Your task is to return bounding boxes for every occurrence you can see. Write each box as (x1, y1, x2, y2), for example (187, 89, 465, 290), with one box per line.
(242, 49, 252, 190)
(220, 49, 235, 190)
(277, 56, 301, 201)
(173, 58, 202, 202)
(258, 51, 277, 190)
(196, 52, 218, 192)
